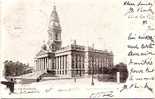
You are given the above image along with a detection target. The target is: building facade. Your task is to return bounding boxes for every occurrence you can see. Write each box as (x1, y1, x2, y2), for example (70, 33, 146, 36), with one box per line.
(35, 5, 113, 78)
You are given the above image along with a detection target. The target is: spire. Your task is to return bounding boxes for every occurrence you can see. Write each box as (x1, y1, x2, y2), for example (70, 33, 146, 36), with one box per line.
(47, 0, 62, 51)
(53, 5, 56, 10)
(53, 0, 56, 10)
(49, 0, 60, 23)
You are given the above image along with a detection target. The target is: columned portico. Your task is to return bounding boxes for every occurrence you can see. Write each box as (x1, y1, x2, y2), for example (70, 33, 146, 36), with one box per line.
(35, 4, 114, 78)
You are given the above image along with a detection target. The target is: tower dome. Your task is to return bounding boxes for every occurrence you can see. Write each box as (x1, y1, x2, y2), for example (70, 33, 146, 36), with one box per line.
(41, 41, 47, 50)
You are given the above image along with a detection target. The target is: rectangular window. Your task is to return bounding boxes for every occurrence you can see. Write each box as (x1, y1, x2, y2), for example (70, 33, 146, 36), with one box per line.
(65, 55, 67, 74)
(55, 33, 58, 40)
(62, 70, 64, 75)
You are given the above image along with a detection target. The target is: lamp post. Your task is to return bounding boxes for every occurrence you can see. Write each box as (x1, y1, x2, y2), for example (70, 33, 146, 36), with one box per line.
(74, 69, 76, 83)
(91, 56, 94, 86)
(91, 43, 95, 86)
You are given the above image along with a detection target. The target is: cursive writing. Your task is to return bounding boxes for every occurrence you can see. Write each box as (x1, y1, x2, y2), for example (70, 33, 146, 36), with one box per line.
(120, 82, 153, 92)
(90, 91, 114, 98)
(17, 87, 40, 94)
(128, 57, 153, 65)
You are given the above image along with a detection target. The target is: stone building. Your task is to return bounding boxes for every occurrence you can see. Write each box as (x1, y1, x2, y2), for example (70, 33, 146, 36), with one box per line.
(35, 4, 113, 78)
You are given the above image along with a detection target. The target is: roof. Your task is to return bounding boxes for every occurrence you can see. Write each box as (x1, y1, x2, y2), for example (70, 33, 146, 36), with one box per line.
(36, 50, 48, 57)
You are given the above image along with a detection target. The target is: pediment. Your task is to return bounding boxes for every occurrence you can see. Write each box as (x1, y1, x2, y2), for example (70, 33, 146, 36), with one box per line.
(36, 50, 48, 57)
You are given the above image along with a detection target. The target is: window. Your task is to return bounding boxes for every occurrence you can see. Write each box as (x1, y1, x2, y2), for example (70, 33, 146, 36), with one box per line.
(55, 33, 58, 40)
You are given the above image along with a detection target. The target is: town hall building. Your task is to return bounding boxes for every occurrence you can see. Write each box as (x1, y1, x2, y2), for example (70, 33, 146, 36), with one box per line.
(35, 4, 113, 78)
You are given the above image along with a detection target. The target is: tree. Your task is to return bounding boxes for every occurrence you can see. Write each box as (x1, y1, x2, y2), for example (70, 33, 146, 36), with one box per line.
(4, 60, 33, 77)
(102, 67, 109, 74)
(114, 62, 128, 82)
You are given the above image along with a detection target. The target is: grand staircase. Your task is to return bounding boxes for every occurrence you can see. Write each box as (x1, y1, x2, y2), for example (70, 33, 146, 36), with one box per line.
(18, 70, 46, 84)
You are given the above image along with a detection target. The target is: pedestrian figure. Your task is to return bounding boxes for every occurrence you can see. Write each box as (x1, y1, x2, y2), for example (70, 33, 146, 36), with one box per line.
(36, 76, 41, 82)
(1, 78, 15, 95)
(74, 77, 76, 83)
(9, 78, 15, 94)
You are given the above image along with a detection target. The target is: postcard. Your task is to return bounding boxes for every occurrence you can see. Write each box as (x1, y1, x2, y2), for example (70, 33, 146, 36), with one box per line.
(0, 0, 154, 98)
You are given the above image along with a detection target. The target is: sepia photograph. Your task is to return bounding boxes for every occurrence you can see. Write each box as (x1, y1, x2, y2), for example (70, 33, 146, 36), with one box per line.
(0, 0, 154, 98)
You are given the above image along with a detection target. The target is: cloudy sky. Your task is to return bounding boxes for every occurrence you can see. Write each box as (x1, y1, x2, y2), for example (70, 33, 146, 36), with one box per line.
(1, 0, 128, 66)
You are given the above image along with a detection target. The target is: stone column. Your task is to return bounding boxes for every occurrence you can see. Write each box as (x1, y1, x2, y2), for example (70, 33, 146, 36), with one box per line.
(64, 56, 66, 75)
(61, 56, 63, 75)
(37, 59, 39, 71)
(59, 56, 61, 75)
(55, 57, 57, 75)
(101, 57, 103, 68)
(49, 58, 52, 70)
(77, 55, 79, 70)
(54, 58, 55, 70)
(77, 55, 79, 75)
(44, 58, 46, 70)
(60, 56, 62, 75)
(56, 57, 58, 75)
(46, 58, 48, 70)
(47, 58, 49, 70)
(42, 58, 44, 71)
(38, 58, 41, 70)
(106, 57, 108, 67)
(39, 59, 40, 71)
(66, 55, 68, 75)
(64, 55, 66, 75)
(35, 59, 37, 71)
(37, 60, 39, 71)
(45, 58, 46, 70)
(43, 58, 44, 70)
(103, 57, 106, 67)
(67, 54, 72, 77)
(40, 58, 42, 71)
(63, 56, 65, 75)
(47, 58, 50, 69)
(81, 56, 83, 75)
(52, 58, 54, 69)
(97, 57, 98, 73)
(45, 57, 47, 71)
(58, 56, 60, 75)
(43, 58, 45, 71)
(62, 56, 64, 75)
(84, 47, 89, 75)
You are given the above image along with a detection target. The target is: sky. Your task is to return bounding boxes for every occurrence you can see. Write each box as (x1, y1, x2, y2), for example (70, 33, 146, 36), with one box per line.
(1, 0, 128, 66)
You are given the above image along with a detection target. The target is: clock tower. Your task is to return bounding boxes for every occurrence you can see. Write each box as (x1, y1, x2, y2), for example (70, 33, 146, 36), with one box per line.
(48, 5, 62, 51)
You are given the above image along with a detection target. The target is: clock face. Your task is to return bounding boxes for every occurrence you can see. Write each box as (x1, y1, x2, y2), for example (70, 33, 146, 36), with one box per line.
(55, 22, 59, 26)
(50, 21, 54, 26)
(50, 21, 59, 26)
